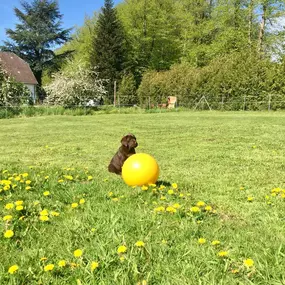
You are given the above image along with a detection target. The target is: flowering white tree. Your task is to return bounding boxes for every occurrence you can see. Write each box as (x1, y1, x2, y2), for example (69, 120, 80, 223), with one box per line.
(44, 64, 107, 107)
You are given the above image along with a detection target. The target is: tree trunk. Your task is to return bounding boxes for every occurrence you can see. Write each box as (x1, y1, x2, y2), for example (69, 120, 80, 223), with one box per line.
(248, 0, 253, 48)
(258, 4, 267, 54)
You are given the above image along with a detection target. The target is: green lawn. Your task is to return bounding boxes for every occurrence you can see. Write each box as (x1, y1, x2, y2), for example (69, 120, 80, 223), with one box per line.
(1, 111, 285, 284)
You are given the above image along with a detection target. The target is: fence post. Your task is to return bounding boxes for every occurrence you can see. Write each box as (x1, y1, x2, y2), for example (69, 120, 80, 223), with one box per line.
(148, 96, 150, 109)
(243, 96, 246, 111)
(268, 94, 271, 111)
(221, 96, 224, 110)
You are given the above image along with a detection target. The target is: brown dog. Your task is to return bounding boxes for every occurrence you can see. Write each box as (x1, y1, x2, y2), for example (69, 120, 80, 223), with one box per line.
(108, 134, 138, 175)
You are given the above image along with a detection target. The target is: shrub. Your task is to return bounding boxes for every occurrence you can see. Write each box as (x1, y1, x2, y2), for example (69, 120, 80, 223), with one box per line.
(44, 64, 107, 107)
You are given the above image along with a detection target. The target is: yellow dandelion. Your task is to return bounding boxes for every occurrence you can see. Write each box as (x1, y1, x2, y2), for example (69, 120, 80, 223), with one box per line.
(166, 206, 177, 213)
(108, 192, 113, 197)
(71, 203, 78, 208)
(198, 238, 206, 245)
(40, 257, 48, 261)
(25, 186, 31, 191)
(58, 260, 66, 267)
(58, 179, 64, 183)
(240, 186, 245, 190)
(39, 215, 49, 222)
(51, 211, 60, 217)
(25, 180, 31, 185)
(43, 191, 50, 196)
(141, 186, 148, 191)
(40, 209, 48, 216)
(112, 198, 119, 202)
(3, 215, 13, 221)
(243, 258, 254, 268)
(45, 176, 49, 180)
(5, 203, 14, 210)
(16, 205, 24, 211)
(218, 251, 229, 257)
(73, 249, 83, 258)
(179, 193, 184, 198)
(119, 256, 125, 262)
(87, 175, 93, 181)
(190, 206, 200, 213)
(8, 265, 19, 274)
(91, 261, 99, 271)
(205, 205, 212, 211)
(173, 203, 181, 209)
(211, 240, 221, 246)
(135, 241, 145, 247)
(161, 239, 168, 245)
(15, 201, 23, 206)
(149, 183, 156, 187)
(117, 245, 127, 254)
(172, 183, 178, 189)
(247, 196, 254, 202)
(79, 198, 85, 205)
(154, 206, 165, 213)
(160, 196, 166, 200)
(22, 173, 28, 177)
(3, 185, 10, 191)
(197, 201, 205, 207)
(159, 185, 166, 190)
(4, 230, 14, 238)
(64, 175, 73, 181)
(44, 264, 54, 271)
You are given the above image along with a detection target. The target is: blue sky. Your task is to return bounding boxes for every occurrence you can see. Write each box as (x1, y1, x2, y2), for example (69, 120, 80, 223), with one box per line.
(0, 0, 122, 44)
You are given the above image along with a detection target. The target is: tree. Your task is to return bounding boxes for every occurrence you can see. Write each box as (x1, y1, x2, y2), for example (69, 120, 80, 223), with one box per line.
(1, 0, 72, 96)
(90, 0, 127, 102)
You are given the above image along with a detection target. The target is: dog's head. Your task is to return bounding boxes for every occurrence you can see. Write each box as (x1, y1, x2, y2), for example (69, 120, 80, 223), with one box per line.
(121, 133, 138, 149)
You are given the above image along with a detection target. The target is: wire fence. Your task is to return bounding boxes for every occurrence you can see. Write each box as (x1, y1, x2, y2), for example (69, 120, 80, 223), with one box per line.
(1, 94, 285, 119)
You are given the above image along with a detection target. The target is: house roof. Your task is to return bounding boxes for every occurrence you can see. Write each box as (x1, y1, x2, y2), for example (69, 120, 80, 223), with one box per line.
(0, 52, 38, 85)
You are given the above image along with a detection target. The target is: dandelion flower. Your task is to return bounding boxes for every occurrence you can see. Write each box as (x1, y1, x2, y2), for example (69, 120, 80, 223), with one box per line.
(154, 206, 165, 213)
(166, 206, 177, 213)
(15, 201, 23, 206)
(25, 186, 31, 191)
(91, 261, 99, 271)
(58, 260, 66, 267)
(3, 215, 12, 221)
(198, 238, 206, 244)
(5, 203, 14, 210)
(218, 251, 229, 257)
(211, 240, 221, 246)
(39, 216, 49, 222)
(167, 189, 174, 195)
(205, 205, 212, 211)
(160, 196, 166, 200)
(16, 205, 24, 211)
(8, 265, 19, 274)
(135, 241, 145, 247)
(40, 209, 48, 216)
(71, 203, 78, 208)
(117, 245, 127, 254)
(40, 257, 48, 261)
(172, 183, 178, 189)
(190, 206, 200, 213)
(3, 185, 10, 191)
(44, 264, 54, 271)
(4, 230, 14, 238)
(112, 198, 119, 202)
(43, 191, 50, 196)
(247, 196, 254, 202)
(79, 198, 85, 204)
(51, 211, 59, 217)
(197, 201, 205, 207)
(119, 256, 125, 262)
(161, 239, 168, 245)
(173, 203, 181, 209)
(87, 176, 93, 181)
(141, 186, 148, 191)
(243, 258, 254, 268)
(58, 179, 64, 183)
(73, 249, 83, 258)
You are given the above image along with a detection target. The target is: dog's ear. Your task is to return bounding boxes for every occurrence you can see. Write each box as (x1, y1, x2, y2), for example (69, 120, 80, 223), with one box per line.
(121, 135, 129, 147)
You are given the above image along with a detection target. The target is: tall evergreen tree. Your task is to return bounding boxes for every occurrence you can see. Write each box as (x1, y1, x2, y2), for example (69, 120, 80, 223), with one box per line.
(1, 0, 72, 93)
(90, 0, 127, 101)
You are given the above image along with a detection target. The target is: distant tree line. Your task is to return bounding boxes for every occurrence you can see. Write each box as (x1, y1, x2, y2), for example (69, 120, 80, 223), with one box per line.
(2, 0, 285, 109)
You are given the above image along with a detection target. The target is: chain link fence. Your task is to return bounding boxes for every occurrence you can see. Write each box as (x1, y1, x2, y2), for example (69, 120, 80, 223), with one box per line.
(1, 94, 285, 119)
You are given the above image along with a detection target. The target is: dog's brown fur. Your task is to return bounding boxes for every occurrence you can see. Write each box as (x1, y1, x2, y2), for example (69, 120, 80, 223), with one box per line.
(108, 134, 138, 175)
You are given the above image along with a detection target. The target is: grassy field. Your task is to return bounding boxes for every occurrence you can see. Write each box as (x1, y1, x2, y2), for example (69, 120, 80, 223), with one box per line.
(1, 111, 285, 285)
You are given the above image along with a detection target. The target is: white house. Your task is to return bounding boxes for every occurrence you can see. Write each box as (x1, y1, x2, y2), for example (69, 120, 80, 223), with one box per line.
(0, 52, 38, 102)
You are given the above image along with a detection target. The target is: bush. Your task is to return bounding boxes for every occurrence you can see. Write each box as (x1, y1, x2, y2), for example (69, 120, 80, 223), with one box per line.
(0, 67, 31, 107)
(117, 74, 138, 106)
(138, 52, 285, 110)
(44, 64, 107, 107)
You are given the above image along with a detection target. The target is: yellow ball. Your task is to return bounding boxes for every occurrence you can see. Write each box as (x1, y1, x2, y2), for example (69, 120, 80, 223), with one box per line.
(122, 153, 159, 186)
